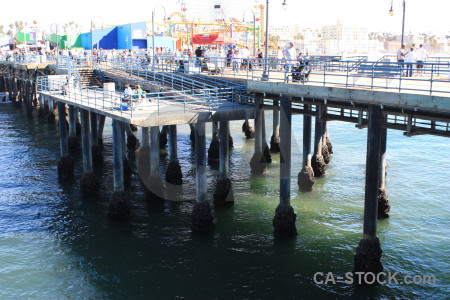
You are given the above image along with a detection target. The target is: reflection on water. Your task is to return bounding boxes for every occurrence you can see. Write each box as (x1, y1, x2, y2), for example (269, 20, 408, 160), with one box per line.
(0, 101, 448, 298)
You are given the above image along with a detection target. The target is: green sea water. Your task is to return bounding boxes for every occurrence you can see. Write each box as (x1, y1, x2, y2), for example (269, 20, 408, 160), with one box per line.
(0, 101, 448, 299)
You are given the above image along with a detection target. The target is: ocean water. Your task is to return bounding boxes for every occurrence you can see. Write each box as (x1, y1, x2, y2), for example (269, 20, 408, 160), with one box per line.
(0, 100, 448, 299)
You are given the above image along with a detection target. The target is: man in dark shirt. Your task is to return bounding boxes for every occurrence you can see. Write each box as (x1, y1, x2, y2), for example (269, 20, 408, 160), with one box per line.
(195, 46, 203, 57)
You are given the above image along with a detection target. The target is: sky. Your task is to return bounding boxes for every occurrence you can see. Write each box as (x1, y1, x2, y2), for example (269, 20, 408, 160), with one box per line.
(0, 0, 447, 35)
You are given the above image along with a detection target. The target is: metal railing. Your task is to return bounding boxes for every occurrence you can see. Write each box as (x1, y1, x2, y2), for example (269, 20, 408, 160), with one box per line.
(5, 54, 450, 97)
(36, 76, 246, 119)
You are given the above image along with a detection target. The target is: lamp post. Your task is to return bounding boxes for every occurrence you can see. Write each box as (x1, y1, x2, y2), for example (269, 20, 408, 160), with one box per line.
(152, 5, 167, 70)
(243, 9, 257, 58)
(50, 23, 59, 63)
(389, 0, 406, 46)
(262, 0, 287, 80)
(91, 16, 104, 51)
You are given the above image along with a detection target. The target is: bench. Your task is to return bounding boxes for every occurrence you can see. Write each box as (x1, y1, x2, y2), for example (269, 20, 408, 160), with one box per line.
(353, 63, 402, 87)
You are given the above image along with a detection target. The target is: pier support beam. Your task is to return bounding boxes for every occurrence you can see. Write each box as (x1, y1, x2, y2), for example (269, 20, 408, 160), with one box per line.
(214, 121, 234, 206)
(166, 125, 183, 185)
(97, 115, 106, 149)
(90, 112, 103, 164)
(270, 98, 281, 153)
(298, 105, 315, 191)
(191, 122, 214, 232)
(250, 94, 267, 174)
(242, 118, 255, 139)
(160, 125, 168, 149)
(273, 95, 297, 238)
(227, 124, 234, 149)
(261, 109, 272, 163)
(109, 119, 130, 220)
(354, 105, 383, 275)
(47, 97, 55, 124)
(147, 126, 164, 200)
(79, 109, 100, 195)
(378, 126, 390, 218)
(321, 120, 331, 164)
(311, 112, 326, 177)
(125, 123, 140, 151)
(138, 126, 150, 180)
(37, 94, 46, 119)
(189, 123, 195, 147)
(121, 123, 132, 182)
(208, 121, 220, 164)
(57, 102, 74, 179)
(323, 122, 333, 162)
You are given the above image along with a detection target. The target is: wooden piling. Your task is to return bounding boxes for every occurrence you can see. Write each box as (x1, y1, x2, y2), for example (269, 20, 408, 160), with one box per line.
(250, 93, 267, 174)
(214, 120, 234, 206)
(90, 111, 102, 164)
(378, 126, 390, 218)
(298, 104, 315, 192)
(166, 125, 183, 185)
(354, 105, 383, 275)
(270, 98, 281, 153)
(273, 94, 297, 238)
(147, 126, 164, 200)
(68, 105, 80, 152)
(79, 109, 99, 195)
(311, 110, 326, 177)
(109, 119, 130, 220)
(57, 102, 73, 179)
(191, 122, 214, 232)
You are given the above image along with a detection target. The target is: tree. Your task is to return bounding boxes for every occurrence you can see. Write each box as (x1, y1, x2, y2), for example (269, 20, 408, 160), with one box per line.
(294, 33, 304, 41)
(268, 34, 280, 47)
(62, 21, 82, 35)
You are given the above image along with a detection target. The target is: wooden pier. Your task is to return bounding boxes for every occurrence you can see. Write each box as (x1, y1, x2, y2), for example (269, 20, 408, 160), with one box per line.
(1, 57, 449, 279)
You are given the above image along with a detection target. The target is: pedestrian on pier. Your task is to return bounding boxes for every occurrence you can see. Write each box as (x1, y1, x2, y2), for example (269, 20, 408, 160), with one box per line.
(283, 42, 297, 82)
(397, 45, 407, 75)
(405, 47, 416, 77)
(415, 44, 429, 76)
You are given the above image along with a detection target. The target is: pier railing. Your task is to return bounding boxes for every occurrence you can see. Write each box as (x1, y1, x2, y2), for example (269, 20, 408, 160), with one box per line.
(4, 54, 450, 97)
(36, 76, 246, 118)
(88, 55, 450, 96)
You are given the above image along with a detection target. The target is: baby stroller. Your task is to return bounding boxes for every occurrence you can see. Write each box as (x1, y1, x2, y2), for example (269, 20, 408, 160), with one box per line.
(291, 64, 311, 83)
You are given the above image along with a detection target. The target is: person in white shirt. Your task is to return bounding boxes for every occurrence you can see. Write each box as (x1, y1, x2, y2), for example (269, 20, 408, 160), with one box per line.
(404, 48, 416, 77)
(240, 46, 249, 70)
(283, 42, 297, 82)
(415, 44, 429, 76)
(397, 45, 407, 76)
(276, 46, 283, 71)
(232, 49, 241, 72)
(122, 83, 133, 108)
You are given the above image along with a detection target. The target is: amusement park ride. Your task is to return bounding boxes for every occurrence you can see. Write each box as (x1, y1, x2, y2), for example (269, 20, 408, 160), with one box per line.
(109, 1, 266, 50)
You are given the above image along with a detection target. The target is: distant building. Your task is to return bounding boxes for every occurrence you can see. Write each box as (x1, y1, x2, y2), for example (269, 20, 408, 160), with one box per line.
(320, 20, 383, 55)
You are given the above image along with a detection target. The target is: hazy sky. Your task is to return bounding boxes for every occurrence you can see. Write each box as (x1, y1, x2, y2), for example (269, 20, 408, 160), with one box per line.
(1, 0, 447, 35)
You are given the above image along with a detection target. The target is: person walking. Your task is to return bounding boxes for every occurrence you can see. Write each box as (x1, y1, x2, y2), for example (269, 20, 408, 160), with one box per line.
(405, 47, 416, 77)
(397, 45, 407, 76)
(283, 42, 297, 82)
(415, 44, 429, 76)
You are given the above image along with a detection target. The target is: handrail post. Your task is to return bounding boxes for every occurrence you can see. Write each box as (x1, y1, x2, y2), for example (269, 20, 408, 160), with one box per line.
(430, 64, 434, 95)
(371, 64, 375, 89)
(346, 61, 349, 88)
(323, 60, 326, 86)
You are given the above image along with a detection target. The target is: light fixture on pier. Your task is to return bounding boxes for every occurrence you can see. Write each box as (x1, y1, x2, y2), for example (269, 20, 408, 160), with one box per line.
(389, 0, 406, 46)
(152, 5, 167, 69)
(242, 9, 257, 58)
(91, 16, 104, 51)
(262, 0, 288, 81)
